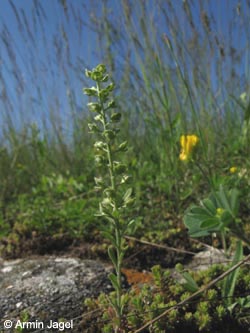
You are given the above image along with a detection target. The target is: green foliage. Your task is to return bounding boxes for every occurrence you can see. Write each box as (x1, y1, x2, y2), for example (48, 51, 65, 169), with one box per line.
(14, 309, 30, 332)
(184, 185, 240, 238)
(222, 240, 243, 308)
(83, 264, 250, 332)
(184, 152, 249, 315)
(0, 173, 97, 240)
(175, 263, 199, 293)
(0, 1, 250, 219)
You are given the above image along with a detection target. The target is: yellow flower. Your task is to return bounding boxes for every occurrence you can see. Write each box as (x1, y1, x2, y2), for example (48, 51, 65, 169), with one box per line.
(179, 135, 199, 161)
(229, 166, 237, 174)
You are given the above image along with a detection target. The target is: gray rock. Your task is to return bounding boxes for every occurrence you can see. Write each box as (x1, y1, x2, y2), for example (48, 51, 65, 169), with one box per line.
(187, 247, 231, 271)
(0, 257, 111, 332)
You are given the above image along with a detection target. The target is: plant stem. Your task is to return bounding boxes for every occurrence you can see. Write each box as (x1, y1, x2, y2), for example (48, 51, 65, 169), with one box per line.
(97, 81, 122, 330)
(115, 227, 122, 322)
(221, 231, 227, 255)
(97, 82, 116, 192)
(231, 229, 250, 249)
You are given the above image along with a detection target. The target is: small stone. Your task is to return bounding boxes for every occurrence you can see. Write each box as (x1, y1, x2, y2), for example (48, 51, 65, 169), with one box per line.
(16, 302, 22, 308)
(6, 285, 14, 289)
(22, 271, 31, 278)
(2, 266, 13, 273)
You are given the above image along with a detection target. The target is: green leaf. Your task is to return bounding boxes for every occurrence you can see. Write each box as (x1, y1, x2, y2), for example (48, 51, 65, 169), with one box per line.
(106, 82, 115, 92)
(175, 264, 199, 292)
(101, 74, 109, 82)
(111, 112, 121, 122)
(94, 141, 106, 150)
(222, 241, 243, 307)
(187, 229, 212, 238)
(109, 272, 119, 290)
(104, 187, 116, 199)
(125, 219, 137, 235)
(83, 87, 98, 96)
(216, 185, 233, 216)
(99, 88, 109, 101)
(94, 177, 104, 186)
(101, 231, 117, 246)
(90, 71, 104, 81)
(121, 294, 129, 313)
(87, 102, 101, 113)
(108, 247, 118, 268)
(244, 99, 250, 122)
(185, 208, 212, 225)
(103, 130, 116, 141)
(127, 219, 135, 228)
(98, 203, 114, 219)
(120, 174, 130, 184)
(180, 187, 194, 200)
(189, 206, 213, 217)
(107, 100, 117, 109)
(184, 186, 240, 238)
(202, 198, 217, 215)
(123, 188, 133, 203)
(200, 218, 220, 229)
(114, 163, 127, 174)
(220, 210, 233, 227)
(85, 69, 92, 78)
(229, 188, 239, 216)
(94, 155, 105, 165)
(88, 123, 100, 133)
(96, 64, 107, 73)
(117, 141, 128, 152)
(184, 204, 220, 237)
(94, 114, 102, 122)
(182, 271, 199, 292)
(213, 186, 239, 221)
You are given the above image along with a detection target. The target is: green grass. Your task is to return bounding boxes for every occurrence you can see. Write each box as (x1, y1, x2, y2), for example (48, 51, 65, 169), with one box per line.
(0, 0, 249, 243)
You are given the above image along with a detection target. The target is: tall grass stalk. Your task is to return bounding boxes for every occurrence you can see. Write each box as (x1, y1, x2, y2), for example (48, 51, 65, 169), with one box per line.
(0, 0, 250, 217)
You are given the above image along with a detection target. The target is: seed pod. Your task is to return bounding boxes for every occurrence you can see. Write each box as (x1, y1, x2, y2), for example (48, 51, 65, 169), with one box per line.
(94, 141, 107, 151)
(96, 64, 107, 73)
(114, 163, 127, 174)
(88, 102, 101, 113)
(111, 112, 121, 122)
(103, 130, 116, 141)
(88, 123, 100, 133)
(83, 87, 98, 96)
(108, 100, 116, 109)
(118, 141, 128, 152)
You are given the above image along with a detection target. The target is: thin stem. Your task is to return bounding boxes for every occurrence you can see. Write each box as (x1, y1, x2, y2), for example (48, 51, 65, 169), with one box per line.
(192, 158, 214, 191)
(96, 80, 122, 330)
(221, 231, 227, 255)
(115, 227, 122, 311)
(96, 82, 116, 193)
(231, 229, 250, 249)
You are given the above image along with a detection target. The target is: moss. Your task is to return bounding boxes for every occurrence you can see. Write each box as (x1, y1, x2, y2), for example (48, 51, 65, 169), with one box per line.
(83, 263, 250, 332)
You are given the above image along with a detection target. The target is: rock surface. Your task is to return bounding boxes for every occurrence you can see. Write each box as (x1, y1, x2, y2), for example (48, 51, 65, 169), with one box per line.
(0, 248, 232, 332)
(0, 257, 111, 332)
(187, 247, 231, 271)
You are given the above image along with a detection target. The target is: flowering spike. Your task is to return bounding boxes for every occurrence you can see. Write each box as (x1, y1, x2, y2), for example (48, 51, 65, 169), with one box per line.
(179, 134, 199, 161)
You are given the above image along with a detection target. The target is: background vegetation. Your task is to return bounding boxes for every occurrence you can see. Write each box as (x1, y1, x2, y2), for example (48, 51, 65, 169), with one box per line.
(0, 0, 250, 246)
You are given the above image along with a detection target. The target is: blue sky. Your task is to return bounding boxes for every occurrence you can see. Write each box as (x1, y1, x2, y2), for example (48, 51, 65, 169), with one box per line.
(0, 0, 100, 136)
(0, 0, 249, 140)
